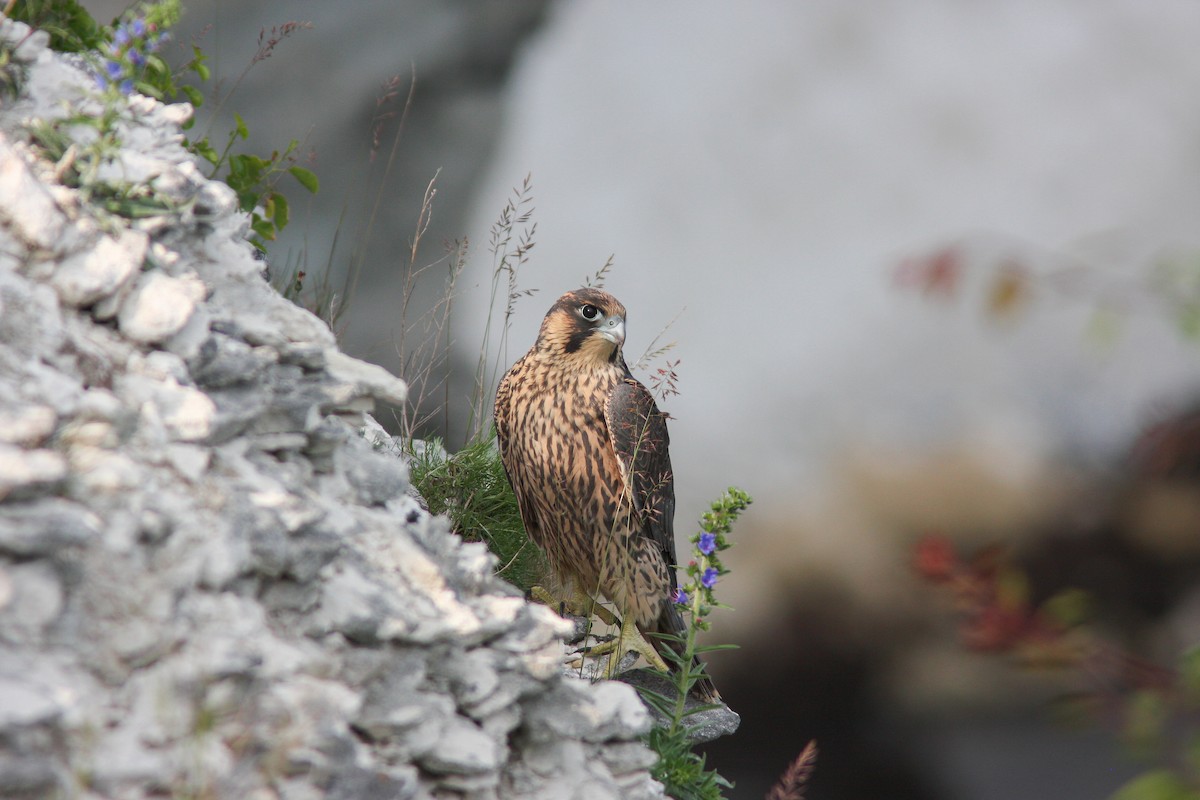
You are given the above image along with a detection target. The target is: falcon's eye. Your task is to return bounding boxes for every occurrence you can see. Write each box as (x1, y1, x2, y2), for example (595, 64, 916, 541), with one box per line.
(580, 304, 601, 322)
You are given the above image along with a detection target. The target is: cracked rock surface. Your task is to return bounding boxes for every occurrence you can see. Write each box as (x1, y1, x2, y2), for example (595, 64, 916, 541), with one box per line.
(0, 19, 663, 800)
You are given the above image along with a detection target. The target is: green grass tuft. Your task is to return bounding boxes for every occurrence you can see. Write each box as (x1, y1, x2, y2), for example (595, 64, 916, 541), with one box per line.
(408, 433, 548, 593)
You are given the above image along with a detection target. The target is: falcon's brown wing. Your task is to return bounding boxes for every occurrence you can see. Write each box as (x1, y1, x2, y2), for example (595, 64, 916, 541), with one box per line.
(607, 368, 722, 702)
(605, 371, 678, 574)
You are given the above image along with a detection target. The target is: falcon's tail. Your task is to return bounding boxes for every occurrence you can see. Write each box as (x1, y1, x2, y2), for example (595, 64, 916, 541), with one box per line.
(651, 603, 721, 704)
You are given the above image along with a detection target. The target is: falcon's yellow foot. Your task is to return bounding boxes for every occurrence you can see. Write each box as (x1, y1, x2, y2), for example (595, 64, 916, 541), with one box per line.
(528, 587, 668, 675)
(580, 610, 671, 676)
(530, 585, 619, 627)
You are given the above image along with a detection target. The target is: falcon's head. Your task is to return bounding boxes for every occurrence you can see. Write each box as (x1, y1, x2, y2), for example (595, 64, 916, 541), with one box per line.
(535, 288, 627, 365)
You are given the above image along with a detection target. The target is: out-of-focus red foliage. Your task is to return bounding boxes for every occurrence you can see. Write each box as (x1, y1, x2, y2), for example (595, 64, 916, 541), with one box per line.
(895, 245, 963, 298)
(912, 533, 1197, 793)
(914, 534, 1060, 654)
(912, 534, 956, 582)
(895, 246, 1036, 320)
(910, 534, 1187, 681)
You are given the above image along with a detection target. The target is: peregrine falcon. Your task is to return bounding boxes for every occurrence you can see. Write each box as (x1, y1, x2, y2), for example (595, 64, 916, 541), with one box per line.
(494, 288, 718, 701)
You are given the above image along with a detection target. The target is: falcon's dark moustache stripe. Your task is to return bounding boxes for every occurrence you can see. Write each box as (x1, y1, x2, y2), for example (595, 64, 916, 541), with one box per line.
(562, 329, 625, 365)
(562, 326, 588, 354)
(561, 326, 621, 360)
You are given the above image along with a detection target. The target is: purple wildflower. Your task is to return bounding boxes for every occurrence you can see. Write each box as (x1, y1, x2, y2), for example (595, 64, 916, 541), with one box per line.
(701, 567, 719, 589)
(671, 587, 688, 605)
(96, 16, 165, 94)
(698, 532, 717, 555)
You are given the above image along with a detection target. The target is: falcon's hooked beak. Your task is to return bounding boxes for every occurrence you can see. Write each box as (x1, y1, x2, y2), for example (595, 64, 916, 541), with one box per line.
(597, 315, 625, 348)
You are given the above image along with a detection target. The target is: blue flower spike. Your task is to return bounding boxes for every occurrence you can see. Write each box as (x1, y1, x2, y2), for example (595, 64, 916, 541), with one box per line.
(96, 14, 165, 95)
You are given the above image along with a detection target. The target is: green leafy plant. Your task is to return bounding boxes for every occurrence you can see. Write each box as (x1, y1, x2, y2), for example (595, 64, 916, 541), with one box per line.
(6, 0, 105, 53)
(176, 20, 319, 250)
(97, 1, 179, 96)
(194, 111, 318, 248)
(27, 111, 176, 220)
(20, 3, 185, 223)
(632, 488, 749, 800)
(14, 1, 317, 252)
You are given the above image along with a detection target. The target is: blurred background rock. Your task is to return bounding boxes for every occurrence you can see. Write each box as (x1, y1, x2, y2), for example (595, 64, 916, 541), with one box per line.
(81, 1, 1200, 797)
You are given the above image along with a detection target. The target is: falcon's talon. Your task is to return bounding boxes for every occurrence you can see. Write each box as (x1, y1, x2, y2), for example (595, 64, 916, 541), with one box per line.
(530, 585, 621, 628)
(582, 611, 672, 677)
(529, 585, 559, 609)
(565, 604, 669, 676)
(569, 633, 617, 658)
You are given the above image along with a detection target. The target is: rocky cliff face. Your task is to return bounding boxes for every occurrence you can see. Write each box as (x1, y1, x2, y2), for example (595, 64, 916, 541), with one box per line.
(0, 18, 661, 800)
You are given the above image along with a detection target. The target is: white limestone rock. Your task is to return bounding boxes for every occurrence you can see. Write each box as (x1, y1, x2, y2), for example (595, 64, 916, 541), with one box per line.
(0, 673, 62, 730)
(325, 348, 409, 406)
(0, 133, 65, 251)
(51, 228, 149, 309)
(0, 498, 101, 557)
(0, 561, 64, 643)
(0, 404, 56, 446)
(523, 679, 653, 744)
(422, 714, 504, 775)
(0, 444, 67, 501)
(117, 270, 206, 344)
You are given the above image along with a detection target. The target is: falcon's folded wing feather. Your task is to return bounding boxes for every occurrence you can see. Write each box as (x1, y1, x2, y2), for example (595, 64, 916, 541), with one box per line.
(605, 373, 678, 572)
